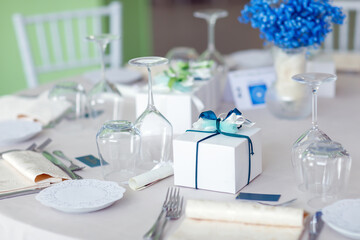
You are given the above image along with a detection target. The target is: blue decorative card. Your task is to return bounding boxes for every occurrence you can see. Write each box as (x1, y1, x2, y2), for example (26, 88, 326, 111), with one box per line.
(76, 155, 107, 167)
(236, 192, 281, 202)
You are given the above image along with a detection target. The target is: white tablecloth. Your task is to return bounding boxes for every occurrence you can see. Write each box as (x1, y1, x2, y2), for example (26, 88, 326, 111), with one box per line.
(0, 72, 359, 240)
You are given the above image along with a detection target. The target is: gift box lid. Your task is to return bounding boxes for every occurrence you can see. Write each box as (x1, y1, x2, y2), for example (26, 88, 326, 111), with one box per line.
(175, 127, 261, 148)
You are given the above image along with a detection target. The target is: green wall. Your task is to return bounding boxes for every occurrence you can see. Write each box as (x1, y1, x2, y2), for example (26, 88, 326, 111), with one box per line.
(0, 0, 152, 96)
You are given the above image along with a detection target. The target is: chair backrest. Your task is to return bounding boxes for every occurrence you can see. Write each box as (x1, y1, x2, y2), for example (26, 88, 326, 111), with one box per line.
(323, 1, 360, 53)
(13, 2, 122, 88)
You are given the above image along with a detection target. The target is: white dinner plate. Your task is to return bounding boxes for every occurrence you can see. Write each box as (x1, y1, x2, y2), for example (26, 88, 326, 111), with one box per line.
(36, 179, 126, 213)
(0, 120, 42, 145)
(83, 68, 142, 84)
(322, 199, 360, 239)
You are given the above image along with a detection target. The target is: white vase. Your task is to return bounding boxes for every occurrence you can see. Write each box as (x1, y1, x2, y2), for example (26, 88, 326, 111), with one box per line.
(266, 47, 311, 119)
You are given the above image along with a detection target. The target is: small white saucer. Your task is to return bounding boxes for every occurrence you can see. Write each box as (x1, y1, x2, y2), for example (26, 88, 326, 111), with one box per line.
(322, 199, 360, 239)
(0, 120, 42, 145)
(36, 179, 126, 213)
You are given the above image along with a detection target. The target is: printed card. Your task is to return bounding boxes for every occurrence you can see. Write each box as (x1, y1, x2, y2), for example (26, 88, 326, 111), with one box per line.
(228, 67, 276, 110)
(76, 155, 106, 167)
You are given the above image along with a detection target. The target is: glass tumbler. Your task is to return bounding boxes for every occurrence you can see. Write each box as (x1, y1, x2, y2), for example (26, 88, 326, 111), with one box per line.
(96, 120, 141, 184)
(301, 140, 352, 208)
(48, 81, 86, 120)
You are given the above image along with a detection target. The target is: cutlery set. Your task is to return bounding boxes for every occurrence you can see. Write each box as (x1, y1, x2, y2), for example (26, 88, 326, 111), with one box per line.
(42, 151, 82, 180)
(6, 138, 84, 180)
(0, 138, 85, 200)
(143, 187, 184, 240)
(308, 211, 324, 240)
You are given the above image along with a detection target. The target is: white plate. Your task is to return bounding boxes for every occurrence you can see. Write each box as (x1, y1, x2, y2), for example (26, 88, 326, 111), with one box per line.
(36, 179, 126, 213)
(84, 68, 142, 84)
(0, 120, 42, 145)
(322, 199, 360, 239)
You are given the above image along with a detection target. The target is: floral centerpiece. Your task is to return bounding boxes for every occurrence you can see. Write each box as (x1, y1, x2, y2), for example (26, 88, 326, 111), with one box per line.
(239, 0, 345, 50)
(238, 0, 345, 119)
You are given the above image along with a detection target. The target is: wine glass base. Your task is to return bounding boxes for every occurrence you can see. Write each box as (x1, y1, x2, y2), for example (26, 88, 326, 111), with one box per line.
(307, 196, 338, 209)
(297, 183, 306, 192)
(136, 161, 173, 172)
(103, 170, 135, 185)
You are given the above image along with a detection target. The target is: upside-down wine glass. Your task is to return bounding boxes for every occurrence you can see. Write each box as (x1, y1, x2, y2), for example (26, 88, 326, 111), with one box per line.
(128, 57, 173, 171)
(301, 140, 351, 208)
(194, 9, 228, 77)
(86, 34, 122, 127)
(291, 72, 337, 191)
(194, 9, 228, 104)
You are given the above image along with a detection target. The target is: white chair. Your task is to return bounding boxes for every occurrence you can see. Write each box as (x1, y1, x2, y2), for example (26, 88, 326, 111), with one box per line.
(13, 2, 122, 88)
(324, 0, 360, 53)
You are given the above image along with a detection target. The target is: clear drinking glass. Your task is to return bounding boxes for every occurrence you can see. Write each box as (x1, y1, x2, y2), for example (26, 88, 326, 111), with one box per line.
(301, 140, 352, 208)
(291, 73, 337, 191)
(194, 9, 228, 78)
(48, 81, 86, 120)
(128, 56, 173, 171)
(96, 120, 140, 184)
(86, 34, 123, 127)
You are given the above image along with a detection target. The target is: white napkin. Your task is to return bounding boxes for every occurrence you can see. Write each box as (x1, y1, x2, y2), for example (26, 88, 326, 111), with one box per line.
(128, 165, 173, 191)
(0, 151, 70, 194)
(168, 200, 305, 240)
(0, 91, 71, 126)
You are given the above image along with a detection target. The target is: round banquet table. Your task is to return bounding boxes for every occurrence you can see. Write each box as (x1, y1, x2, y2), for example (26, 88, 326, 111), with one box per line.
(0, 72, 359, 240)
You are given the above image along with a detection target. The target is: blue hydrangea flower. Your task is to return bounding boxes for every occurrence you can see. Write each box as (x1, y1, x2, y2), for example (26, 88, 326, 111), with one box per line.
(239, 0, 345, 49)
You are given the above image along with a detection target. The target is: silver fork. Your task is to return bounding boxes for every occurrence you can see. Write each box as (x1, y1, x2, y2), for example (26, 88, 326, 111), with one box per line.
(34, 138, 52, 152)
(154, 196, 184, 240)
(0, 140, 42, 158)
(52, 150, 85, 171)
(143, 187, 180, 240)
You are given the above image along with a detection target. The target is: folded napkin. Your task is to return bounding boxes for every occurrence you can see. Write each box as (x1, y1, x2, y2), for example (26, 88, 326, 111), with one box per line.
(0, 151, 70, 194)
(128, 165, 173, 191)
(0, 91, 71, 126)
(168, 200, 306, 240)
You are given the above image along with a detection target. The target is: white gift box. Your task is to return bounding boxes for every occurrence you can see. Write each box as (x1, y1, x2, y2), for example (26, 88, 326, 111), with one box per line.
(173, 128, 262, 194)
(135, 76, 221, 135)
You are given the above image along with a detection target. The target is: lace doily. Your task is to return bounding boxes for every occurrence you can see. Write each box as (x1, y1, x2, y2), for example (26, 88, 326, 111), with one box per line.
(322, 199, 360, 238)
(36, 179, 126, 213)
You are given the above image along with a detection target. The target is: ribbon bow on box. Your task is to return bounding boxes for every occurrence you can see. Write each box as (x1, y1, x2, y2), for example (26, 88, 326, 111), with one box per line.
(192, 108, 255, 133)
(187, 108, 255, 188)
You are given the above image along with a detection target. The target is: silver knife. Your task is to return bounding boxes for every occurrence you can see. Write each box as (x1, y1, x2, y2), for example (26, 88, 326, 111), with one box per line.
(0, 188, 46, 200)
(309, 211, 324, 240)
(42, 151, 82, 180)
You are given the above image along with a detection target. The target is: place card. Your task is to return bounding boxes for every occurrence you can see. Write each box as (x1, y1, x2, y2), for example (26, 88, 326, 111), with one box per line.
(228, 67, 276, 110)
(76, 155, 106, 167)
(236, 192, 281, 202)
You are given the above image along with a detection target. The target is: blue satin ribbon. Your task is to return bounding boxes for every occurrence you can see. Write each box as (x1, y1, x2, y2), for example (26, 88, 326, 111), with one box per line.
(187, 109, 254, 189)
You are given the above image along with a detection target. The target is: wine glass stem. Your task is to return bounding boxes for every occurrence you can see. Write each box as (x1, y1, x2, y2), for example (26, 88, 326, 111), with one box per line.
(207, 18, 216, 52)
(312, 86, 319, 129)
(97, 41, 107, 81)
(147, 66, 155, 108)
